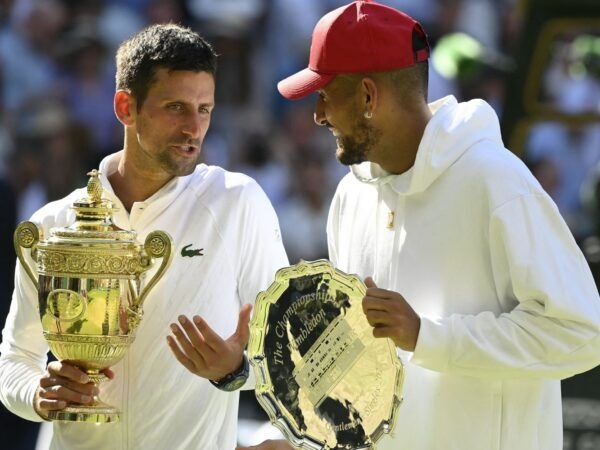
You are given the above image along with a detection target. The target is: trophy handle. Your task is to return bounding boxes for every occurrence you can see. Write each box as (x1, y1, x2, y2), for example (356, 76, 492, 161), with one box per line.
(135, 231, 173, 309)
(13, 221, 41, 291)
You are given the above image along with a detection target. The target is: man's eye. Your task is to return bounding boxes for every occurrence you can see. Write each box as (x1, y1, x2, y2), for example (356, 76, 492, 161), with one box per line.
(168, 104, 184, 111)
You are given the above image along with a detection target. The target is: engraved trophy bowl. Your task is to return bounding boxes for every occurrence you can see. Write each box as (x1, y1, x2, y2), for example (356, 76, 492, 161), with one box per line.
(13, 170, 173, 423)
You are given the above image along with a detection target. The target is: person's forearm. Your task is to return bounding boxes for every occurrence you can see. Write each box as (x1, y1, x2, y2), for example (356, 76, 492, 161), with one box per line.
(0, 355, 46, 422)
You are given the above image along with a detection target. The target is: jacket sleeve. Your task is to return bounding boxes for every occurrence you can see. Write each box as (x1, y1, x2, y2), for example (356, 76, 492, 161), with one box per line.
(0, 197, 79, 420)
(234, 180, 289, 391)
(0, 256, 48, 422)
(236, 180, 289, 308)
(412, 192, 600, 379)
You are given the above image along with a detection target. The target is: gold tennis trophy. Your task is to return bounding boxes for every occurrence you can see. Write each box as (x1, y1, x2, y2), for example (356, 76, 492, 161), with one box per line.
(14, 170, 173, 423)
(249, 260, 404, 449)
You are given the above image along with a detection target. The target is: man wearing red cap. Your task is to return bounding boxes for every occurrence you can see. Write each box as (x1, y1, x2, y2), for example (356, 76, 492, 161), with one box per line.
(239, 1, 600, 449)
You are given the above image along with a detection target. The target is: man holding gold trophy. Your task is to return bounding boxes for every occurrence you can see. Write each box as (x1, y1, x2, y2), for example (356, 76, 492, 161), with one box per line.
(237, 1, 600, 450)
(0, 24, 288, 449)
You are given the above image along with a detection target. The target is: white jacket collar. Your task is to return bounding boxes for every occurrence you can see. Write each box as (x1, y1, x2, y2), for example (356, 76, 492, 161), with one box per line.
(350, 96, 503, 195)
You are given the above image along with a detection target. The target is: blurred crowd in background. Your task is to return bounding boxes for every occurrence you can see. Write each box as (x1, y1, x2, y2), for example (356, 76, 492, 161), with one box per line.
(0, 0, 599, 448)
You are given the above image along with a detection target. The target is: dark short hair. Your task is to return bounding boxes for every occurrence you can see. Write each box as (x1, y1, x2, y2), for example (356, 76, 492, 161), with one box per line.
(115, 24, 217, 109)
(391, 61, 429, 102)
(336, 60, 429, 104)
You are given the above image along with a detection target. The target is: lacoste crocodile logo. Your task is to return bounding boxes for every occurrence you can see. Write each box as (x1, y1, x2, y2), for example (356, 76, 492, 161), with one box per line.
(181, 244, 204, 258)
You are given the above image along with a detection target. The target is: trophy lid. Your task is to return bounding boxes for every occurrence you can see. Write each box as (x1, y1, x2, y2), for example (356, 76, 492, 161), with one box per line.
(50, 169, 136, 242)
(18, 170, 172, 280)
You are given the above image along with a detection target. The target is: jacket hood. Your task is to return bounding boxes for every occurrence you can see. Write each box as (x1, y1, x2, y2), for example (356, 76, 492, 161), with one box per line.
(350, 96, 504, 195)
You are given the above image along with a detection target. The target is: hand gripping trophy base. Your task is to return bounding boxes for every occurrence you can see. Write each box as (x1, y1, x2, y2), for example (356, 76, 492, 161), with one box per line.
(44, 332, 134, 423)
(48, 372, 119, 423)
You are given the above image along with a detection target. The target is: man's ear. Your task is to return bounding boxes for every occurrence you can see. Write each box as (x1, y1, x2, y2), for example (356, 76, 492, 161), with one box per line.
(361, 77, 378, 116)
(114, 90, 136, 126)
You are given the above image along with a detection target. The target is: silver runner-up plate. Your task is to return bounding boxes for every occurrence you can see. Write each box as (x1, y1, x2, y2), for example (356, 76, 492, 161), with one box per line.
(248, 260, 404, 450)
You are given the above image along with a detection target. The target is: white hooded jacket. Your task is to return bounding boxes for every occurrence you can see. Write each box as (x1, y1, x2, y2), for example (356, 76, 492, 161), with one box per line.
(327, 96, 600, 450)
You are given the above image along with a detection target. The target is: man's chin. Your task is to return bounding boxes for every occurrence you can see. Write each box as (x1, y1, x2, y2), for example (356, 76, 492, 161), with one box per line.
(166, 160, 200, 177)
(336, 148, 365, 166)
(178, 163, 200, 176)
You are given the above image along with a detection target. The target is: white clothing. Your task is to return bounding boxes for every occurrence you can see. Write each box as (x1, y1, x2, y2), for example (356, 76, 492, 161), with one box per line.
(0, 153, 289, 450)
(327, 96, 600, 450)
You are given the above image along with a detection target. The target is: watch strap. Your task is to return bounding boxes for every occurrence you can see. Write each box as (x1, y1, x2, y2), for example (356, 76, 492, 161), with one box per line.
(209, 353, 249, 392)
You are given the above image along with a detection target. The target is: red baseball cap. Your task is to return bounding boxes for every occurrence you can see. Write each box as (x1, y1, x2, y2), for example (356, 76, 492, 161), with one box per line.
(277, 0, 430, 100)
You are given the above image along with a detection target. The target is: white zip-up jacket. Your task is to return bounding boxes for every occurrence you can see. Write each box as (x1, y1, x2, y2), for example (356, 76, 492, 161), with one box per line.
(0, 153, 289, 450)
(327, 96, 600, 450)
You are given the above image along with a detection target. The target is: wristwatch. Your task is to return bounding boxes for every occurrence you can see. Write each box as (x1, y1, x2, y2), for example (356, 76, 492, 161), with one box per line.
(209, 354, 249, 392)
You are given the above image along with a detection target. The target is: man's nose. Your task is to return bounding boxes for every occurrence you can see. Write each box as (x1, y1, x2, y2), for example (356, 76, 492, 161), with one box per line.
(314, 97, 327, 126)
(182, 113, 205, 139)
